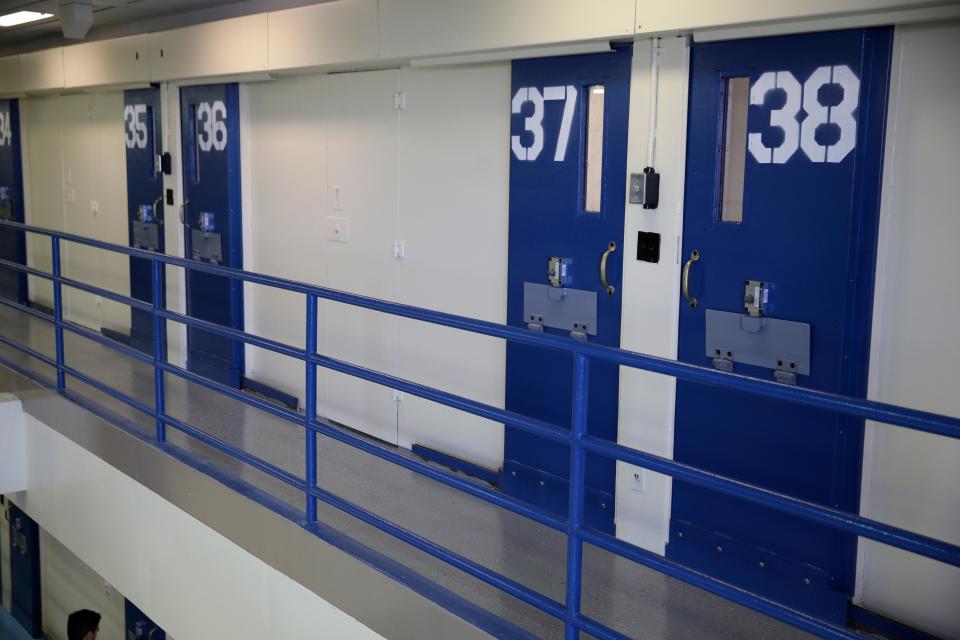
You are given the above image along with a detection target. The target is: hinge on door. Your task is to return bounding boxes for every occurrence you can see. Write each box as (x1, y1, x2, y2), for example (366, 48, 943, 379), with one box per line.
(712, 348, 733, 372)
(393, 92, 406, 110)
(392, 240, 405, 259)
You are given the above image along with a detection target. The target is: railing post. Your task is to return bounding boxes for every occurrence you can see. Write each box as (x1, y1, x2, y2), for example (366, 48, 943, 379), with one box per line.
(51, 236, 65, 391)
(152, 259, 167, 443)
(305, 293, 318, 522)
(565, 352, 589, 639)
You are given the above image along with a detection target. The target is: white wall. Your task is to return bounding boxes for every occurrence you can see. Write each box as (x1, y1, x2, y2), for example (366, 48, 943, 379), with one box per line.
(243, 74, 326, 400)
(243, 64, 510, 465)
(394, 63, 509, 470)
(7, 404, 384, 640)
(613, 37, 688, 555)
(856, 20, 960, 640)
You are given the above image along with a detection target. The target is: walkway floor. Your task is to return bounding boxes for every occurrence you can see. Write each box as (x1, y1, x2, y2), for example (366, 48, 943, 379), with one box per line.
(0, 304, 814, 640)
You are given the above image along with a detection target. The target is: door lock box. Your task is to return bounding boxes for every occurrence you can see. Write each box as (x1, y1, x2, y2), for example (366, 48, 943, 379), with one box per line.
(137, 203, 155, 223)
(198, 211, 216, 235)
(547, 257, 571, 288)
(133, 203, 160, 251)
(744, 280, 768, 317)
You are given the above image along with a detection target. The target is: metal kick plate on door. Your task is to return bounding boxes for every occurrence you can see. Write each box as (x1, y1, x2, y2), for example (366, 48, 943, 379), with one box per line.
(523, 282, 597, 336)
(133, 221, 159, 251)
(190, 229, 223, 264)
(705, 309, 810, 375)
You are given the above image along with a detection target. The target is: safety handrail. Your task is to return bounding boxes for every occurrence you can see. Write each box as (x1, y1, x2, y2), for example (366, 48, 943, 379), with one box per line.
(0, 218, 957, 640)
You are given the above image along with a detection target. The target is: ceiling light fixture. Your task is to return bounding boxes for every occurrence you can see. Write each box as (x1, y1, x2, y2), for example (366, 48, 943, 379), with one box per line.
(0, 11, 54, 28)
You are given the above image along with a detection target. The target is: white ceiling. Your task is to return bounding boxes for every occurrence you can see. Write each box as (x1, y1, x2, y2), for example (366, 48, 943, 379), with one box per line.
(0, 0, 330, 55)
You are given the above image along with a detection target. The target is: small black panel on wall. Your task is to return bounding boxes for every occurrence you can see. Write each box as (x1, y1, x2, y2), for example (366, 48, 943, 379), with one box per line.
(637, 231, 661, 263)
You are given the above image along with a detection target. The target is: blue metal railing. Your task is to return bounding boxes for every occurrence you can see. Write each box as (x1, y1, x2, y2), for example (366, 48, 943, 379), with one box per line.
(0, 218, 958, 640)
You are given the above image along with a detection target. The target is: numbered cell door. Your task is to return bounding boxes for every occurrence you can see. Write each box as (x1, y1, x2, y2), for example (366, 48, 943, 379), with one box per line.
(502, 47, 632, 534)
(670, 29, 892, 622)
(9, 504, 41, 638)
(180, 84, 244, 388)
(0, 99, 26, 303)
(124, 88, 165, 354)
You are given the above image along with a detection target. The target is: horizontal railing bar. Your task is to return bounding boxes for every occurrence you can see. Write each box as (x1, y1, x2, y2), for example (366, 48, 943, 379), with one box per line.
(159, 308, 306, 361)
(161, 413, 307, 492)
(305, 481, 568, 622)
(2, 218, 958, 640)
(158, 361, 302, 425)
(0, 295, 54, 323)
(576, 341, 960, 442)
(58, 320, 155, 366)
(56, 274, 153, 313)
(581, 435, 960, 567)
(62, 363, 155, 417)
(0, 256, 53, 280)
(578, 526, 861, 640)
(310, 353, 570, 445)
(3, 219, 958, 443)
(165, 409, 567, 622)
(161, 354, 566, 531)
(308, 418, 566, 533)
(572, 614, 632, 640)
(0, 333, 57, 368)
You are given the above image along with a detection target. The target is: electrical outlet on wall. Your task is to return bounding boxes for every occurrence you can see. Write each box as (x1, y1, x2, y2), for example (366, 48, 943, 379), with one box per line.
(326, 216, 350, 243)
(630, 467, 646, 493)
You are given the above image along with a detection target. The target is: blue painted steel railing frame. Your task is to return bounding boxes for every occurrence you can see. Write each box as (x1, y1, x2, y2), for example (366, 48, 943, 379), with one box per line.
(0, 219, 958, 640)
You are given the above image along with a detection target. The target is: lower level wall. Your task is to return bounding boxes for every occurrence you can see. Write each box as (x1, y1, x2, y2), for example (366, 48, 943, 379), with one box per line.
(3, 400, 384, 640)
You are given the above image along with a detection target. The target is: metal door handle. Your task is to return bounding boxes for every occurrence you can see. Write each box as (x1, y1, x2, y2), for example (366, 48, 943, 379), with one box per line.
(179, 198, 190, 224)
(682, 249, 700, 309)
(600, 241, 617, 295)
(153, 196, 164, 224)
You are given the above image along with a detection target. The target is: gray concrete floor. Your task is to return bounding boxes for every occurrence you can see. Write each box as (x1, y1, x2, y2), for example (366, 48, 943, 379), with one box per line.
(0, 304, 816, 640)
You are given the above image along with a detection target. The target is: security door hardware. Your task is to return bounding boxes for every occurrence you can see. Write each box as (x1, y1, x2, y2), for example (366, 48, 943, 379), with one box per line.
(629, 167, 660, 209)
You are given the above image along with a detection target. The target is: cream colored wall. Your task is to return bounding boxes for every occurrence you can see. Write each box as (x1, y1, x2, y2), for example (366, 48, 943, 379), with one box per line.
(856, 20, 960, 639)
(21, 95, 62, 308)
(21, 92, 131, 334)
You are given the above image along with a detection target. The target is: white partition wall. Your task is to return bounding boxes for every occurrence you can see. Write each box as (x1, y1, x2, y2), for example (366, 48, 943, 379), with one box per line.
(320, 70, 401, 444)
(856, 20, 960, 640)
(394, 63, 510, 471)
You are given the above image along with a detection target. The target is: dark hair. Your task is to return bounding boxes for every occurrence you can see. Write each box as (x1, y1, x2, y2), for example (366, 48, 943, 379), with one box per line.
(67, 609, 101, 640)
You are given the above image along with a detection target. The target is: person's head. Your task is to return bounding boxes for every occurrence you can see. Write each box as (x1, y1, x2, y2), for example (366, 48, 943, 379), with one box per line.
(67, 609, 101, 640)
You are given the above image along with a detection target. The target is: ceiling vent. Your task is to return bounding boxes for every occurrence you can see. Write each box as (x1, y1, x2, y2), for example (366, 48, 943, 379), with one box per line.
(60, 0, 93, 39)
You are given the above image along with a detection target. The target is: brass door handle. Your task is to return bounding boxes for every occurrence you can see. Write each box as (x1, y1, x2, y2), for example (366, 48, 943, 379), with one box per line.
(153, 196, 164, 224)
(179, 198, 190, 224)
(600, 241, 617, 295)
(682, 249, 700, 309)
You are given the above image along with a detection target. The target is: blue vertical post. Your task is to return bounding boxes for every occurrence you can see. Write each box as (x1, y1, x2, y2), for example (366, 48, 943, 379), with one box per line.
(51, 236, 65, 390)
(152, 259, 167, 442)
(304, 293, 318, 522)
(565, 352, 589, 639)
